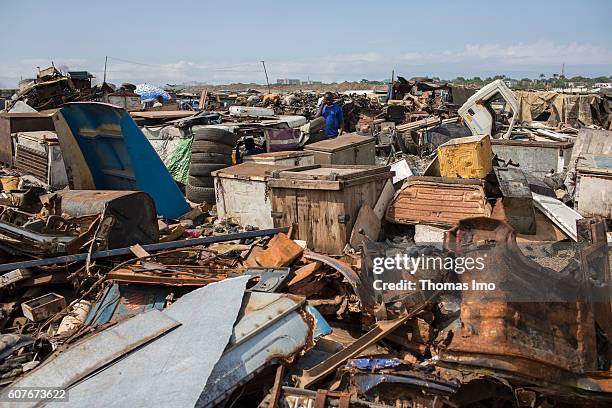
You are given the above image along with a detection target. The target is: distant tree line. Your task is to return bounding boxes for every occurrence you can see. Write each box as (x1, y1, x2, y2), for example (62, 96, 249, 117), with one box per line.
(360, 74, 611, 90)
(438, 74, 612, 90)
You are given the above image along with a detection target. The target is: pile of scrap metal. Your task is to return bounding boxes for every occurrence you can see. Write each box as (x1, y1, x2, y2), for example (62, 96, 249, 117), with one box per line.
(1, 205, 611, 408)
(5, 66, 110, 112)
(261, 92, 322, 119)
(0, 85, 610, 407)
(388, 77, 474, 117)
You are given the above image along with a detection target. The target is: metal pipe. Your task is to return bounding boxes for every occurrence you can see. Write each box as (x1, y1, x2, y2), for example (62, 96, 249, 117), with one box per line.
(0, 227, 289, 273)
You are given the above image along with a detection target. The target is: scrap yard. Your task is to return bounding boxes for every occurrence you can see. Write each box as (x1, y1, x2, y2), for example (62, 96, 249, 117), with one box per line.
(1, 1, 612, 407)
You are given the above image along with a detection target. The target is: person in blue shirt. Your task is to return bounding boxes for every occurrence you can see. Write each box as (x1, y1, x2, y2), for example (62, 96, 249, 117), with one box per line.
(317, 92, 344, 138)
(244, 137, 264, 156)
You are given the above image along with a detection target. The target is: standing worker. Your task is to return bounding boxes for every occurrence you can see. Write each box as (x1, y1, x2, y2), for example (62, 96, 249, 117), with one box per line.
(317, 92, 344, 138)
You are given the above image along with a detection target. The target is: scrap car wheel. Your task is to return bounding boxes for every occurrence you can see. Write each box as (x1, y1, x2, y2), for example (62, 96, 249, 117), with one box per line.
(186, 184, 216, 204)
(189, 163, 228, 176)
(192, 128, 238, 147)
(189, 152, 231, 165)
(188, 175, 214, 188)
(191, 140, 234, 155)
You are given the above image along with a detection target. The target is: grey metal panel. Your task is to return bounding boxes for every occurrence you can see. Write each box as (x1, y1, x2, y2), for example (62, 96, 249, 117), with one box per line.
(197, 293, 311, 407)
(576, 175, 612, 218)
(48, 276, 250, 408)
(2, 309, 180, 408)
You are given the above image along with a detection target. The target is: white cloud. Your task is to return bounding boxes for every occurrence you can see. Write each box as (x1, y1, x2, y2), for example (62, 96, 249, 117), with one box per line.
(399, 41, 612, 65)
(1, 41, 610, 88)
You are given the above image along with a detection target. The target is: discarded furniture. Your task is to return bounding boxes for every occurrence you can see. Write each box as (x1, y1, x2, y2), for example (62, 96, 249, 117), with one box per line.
(304, 134, 376, 165)
(386, 176, 491, 227)
(213, 163, 294, 229)
(268, 165, 392, 254)
(437, 134, 492, 179)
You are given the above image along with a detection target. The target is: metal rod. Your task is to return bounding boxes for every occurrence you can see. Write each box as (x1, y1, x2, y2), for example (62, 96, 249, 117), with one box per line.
(0, 227, 289, 273)
(103, 56, 108, 83)
(261, 60, 271, 94)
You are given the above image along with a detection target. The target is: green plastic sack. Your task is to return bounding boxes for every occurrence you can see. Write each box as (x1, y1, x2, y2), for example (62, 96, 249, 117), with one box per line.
(166, 137, 193, 184)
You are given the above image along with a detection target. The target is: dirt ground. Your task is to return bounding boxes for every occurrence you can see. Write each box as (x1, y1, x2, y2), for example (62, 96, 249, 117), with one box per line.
(186, 81, 388, 94)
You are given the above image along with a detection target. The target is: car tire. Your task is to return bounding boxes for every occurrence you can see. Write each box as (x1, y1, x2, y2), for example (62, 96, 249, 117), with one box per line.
(191, 140, 234, 155)
(188, 175, 215, 188)
(189, 162, 228, 176)
(192, 128, 238, 146)
(189, 152, 231, 165)
(186, 184, 216, 204)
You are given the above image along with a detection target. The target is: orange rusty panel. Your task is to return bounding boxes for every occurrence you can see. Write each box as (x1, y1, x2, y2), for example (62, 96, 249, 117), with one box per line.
(255, 233, 304, 267)
(385, 177, 491, 227)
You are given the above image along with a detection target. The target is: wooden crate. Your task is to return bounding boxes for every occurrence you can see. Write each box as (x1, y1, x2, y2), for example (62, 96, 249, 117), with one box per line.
(268, 165, 392, 254)
(304, 134, 375, 165)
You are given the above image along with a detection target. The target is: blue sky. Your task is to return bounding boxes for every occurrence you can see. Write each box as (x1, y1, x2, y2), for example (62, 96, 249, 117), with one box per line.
(1, 0, 610, 87)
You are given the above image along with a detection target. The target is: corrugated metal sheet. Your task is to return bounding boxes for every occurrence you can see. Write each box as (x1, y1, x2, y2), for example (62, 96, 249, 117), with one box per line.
(386, 177, 491, 227)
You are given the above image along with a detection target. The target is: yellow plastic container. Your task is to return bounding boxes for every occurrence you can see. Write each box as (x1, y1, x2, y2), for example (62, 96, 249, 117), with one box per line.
(0, 176, 20, 191)
(438, 134, 492, 179)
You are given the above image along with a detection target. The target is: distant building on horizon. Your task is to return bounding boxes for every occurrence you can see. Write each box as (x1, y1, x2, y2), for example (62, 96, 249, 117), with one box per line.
(276, 78, 300, 85)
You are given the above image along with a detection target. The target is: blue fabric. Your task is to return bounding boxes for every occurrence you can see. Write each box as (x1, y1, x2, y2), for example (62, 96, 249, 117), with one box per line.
(321, 104, 344, 137)
(346, 358, 403, 371)
(245, 146, 264, 156)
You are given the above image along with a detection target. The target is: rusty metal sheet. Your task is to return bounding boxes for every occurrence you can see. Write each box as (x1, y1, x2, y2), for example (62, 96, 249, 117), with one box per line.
(303, 250, 379, 314)
(255, 233, 304, 267)
(50, 190, 160, 248)
(440, 217, 598, 384)
(107, 268, 227, 286)
(386, 176, 491, 227)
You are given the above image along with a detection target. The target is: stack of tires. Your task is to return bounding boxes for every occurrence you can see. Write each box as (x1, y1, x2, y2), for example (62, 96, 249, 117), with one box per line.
(186, 127, 237, 204)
